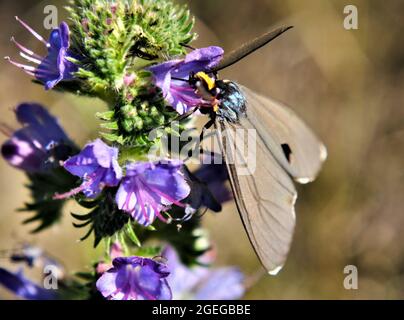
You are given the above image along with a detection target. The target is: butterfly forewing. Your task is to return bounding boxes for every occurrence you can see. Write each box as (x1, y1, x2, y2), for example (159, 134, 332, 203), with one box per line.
(239, 85, 327, 184)
(216, 119, 297, 274)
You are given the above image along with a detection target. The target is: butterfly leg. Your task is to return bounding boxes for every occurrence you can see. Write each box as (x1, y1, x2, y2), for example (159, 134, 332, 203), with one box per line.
(180, 43, 196, 51)
(184, 118, 215, 162)
(196, 118, 217, 161)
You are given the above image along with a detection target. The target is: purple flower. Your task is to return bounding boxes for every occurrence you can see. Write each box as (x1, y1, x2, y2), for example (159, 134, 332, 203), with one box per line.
(96, 256, 172, 300)
(148, 46, 224, 114)
(55, 139, 122, 199)
(116, 160, 190, 226)
(5, 17, 79, 90)
(1, 103, 72, 173)
(0, 267, 57, 300)
(163, 246, 245, 300)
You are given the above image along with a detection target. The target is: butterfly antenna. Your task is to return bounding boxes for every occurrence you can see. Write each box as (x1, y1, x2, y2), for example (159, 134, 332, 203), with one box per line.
(211, 26, 294, 72)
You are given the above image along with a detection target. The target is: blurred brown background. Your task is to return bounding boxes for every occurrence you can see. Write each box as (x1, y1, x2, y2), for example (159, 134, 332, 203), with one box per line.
(0, 0, 403, 299)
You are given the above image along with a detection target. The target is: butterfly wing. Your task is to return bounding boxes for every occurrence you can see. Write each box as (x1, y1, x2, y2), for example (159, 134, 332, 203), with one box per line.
(214, 84, 326, 273)
(239, 85, 327, 184)
(216, 119, 297, 274)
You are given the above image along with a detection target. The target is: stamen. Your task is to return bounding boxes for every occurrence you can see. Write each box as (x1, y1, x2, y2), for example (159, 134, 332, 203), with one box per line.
(15, 16, 49, 47)
(145, 184, 187, 208)
(34, 59, 52, 67)
(53, 179, 93, 200)
(4, 56, 35, 72)
(53, 185, 85, 200)
(10, 37, 43, 60)
(19, 52, 41, 65)
(34, 68, 58, 76)
(154, 206, 168, 223)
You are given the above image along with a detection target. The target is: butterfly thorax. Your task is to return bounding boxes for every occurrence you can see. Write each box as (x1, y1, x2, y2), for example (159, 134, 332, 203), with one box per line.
(191, 72, 247, 122)
(215, 80, 247, 122)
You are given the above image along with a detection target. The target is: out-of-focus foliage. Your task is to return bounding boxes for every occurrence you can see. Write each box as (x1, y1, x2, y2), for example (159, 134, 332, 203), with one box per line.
(1, 0, 403, 299)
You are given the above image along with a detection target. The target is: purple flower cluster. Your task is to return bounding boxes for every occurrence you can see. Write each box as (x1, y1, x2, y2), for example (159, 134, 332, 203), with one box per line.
(1, 105, 229, 229)
(148, 46, 223, 114)
(0, 21, 246, 300)
(5, 17, 79, 90)
(57, 140, 232, 227)
(0, 105, 193, 229)
(57, 140, 190, 226)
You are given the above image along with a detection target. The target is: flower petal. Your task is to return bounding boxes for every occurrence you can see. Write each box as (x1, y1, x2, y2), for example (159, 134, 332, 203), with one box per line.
(63, 144, 98, 177)
(180, 46, 224, 74)
(117, 160, 190, 226)
(96, 269, 119, 298)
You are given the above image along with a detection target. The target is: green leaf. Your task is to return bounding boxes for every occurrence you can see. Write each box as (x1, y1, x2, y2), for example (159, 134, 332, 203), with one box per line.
(96, 111, 115, 121)
(126, 223, 142, 247)
(21, 166, 78, 233)
(99, 132, 119, 142)
(100, 121, 119, 130)
(71, 188, 130, 247)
